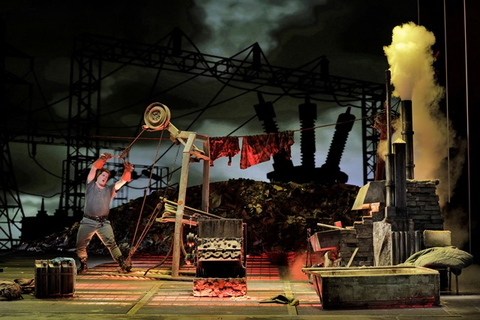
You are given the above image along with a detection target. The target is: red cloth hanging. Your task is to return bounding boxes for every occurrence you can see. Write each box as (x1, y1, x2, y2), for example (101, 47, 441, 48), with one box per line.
(240, 131, 294, 169)
(209, 136, 240, 166)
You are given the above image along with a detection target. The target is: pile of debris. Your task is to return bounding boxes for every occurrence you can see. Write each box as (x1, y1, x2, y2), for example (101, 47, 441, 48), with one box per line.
(21, 179, 362, 256)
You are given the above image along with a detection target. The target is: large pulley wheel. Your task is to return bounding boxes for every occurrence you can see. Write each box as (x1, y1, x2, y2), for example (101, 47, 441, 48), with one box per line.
(144, 102, 171, 131)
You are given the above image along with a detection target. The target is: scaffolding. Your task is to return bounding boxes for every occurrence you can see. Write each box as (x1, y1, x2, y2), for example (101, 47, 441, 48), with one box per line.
(2, 28, 385, 247)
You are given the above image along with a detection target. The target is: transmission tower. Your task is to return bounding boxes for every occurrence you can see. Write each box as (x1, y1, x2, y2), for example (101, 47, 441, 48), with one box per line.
(0, 21, 32, 248)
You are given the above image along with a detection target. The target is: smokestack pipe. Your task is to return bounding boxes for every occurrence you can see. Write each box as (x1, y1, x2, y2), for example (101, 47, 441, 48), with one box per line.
(394, 139, 407, 232)
(385, 70, 395, 208)
(401, 100, 414, 179)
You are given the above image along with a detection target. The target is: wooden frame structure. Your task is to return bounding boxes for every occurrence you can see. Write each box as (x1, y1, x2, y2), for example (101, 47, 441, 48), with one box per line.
(143, 102, 214, 277)
(170, 130, 211, 277)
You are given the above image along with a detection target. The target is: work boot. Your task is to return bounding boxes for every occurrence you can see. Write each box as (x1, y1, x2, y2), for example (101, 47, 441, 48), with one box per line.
(117, 256, 132, 273)
(77, 258, 88, 275)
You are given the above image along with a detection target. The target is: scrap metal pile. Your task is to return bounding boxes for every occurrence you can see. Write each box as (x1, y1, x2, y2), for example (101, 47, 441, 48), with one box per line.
(22, 178, 361, 256)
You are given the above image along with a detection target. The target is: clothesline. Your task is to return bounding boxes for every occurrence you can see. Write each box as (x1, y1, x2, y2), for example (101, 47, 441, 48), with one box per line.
(91, 114, 366, 169)
(209, 112, 367, 168)
(293, 115, 367, 132)
(93, 113, 367, 141)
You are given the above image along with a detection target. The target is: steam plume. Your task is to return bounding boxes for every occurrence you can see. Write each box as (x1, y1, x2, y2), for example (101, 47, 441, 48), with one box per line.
(383, 22, 464, 206)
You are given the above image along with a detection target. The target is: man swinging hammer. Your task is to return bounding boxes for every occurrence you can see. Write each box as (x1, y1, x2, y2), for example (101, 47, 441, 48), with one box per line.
(76, 153, 133, 274)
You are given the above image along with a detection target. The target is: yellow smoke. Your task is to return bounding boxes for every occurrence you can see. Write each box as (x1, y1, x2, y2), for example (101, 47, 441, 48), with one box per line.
(383, 22, 463, 206)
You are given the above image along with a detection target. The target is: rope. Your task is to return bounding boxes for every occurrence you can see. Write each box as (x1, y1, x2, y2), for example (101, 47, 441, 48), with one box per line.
(126, 125, 184, 265)
(128, 128, 167, 260)
(118, 127, 147, 159)
(143, 238, 174, 276)
(130, 134, 183, 269)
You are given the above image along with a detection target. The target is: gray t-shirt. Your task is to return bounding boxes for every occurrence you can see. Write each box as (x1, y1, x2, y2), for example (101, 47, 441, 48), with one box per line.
(84, 181, 116, 217)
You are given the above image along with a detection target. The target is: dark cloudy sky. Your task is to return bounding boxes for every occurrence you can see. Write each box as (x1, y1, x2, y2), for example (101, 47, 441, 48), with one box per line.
(2, 0, 419, 219)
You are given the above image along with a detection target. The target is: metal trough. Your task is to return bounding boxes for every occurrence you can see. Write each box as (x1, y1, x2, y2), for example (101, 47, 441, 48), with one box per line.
(303, 266, 440, 309)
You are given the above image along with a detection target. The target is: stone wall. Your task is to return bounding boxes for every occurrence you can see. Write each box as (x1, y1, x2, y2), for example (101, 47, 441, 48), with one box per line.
(342, 179, 444, 267)
(350, 216, 374, 266)
(406, 179, 444, 231)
